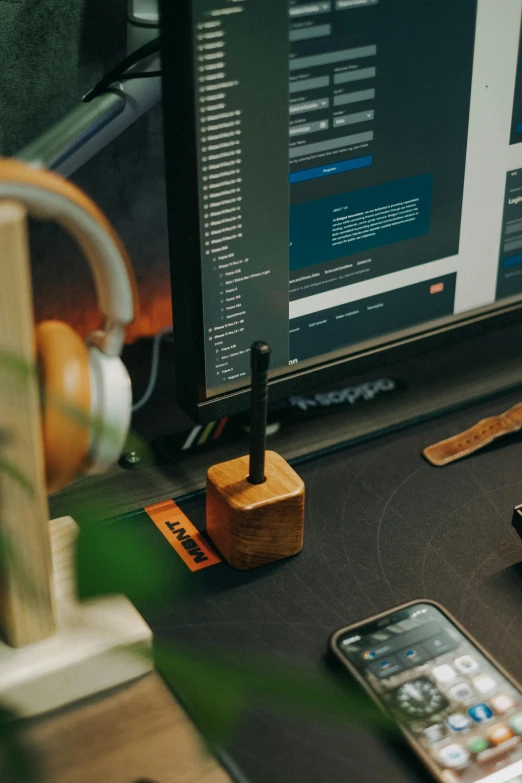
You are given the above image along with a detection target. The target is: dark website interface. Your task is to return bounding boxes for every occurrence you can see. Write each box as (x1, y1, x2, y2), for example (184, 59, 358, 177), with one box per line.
(193, 0, 477, 391)
(497, 169, 522, 299)
(338, 604, 522, 783)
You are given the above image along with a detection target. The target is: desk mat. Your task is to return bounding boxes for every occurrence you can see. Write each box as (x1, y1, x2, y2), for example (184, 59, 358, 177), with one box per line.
(92, 388, 522, 783)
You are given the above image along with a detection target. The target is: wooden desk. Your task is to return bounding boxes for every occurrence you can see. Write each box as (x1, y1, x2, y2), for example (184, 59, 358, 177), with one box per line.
(18, 673, 231, 783)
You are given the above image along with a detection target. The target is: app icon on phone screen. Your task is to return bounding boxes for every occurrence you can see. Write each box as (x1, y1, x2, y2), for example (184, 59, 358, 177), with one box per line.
(467, 736, 489, 754)
(510, 714, 522, 735)
(468, 703, 494, 723)
(446, 713, 472, 732)
(490, 694, 517, 714)
(486, 724, 514, 745)
(433, 665, 457, 683)
(437, 743, 470, 769)
(450, 682, 475, 703)
(455, 656, 479, 674)
(473, 674, 496, 695)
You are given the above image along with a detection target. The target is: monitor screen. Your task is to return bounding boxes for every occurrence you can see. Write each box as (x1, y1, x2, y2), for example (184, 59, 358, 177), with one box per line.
(161, 0, 522, 411)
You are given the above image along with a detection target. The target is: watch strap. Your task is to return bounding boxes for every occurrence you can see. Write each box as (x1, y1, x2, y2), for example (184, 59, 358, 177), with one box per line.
(423, 401, 522, 467)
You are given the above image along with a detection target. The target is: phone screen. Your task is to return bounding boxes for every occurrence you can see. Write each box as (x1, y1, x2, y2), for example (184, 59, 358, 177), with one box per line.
(336, 603, 522, 783)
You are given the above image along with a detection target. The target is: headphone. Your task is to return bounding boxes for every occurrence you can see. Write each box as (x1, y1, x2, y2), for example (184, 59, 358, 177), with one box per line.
(0, 158, 139, 494)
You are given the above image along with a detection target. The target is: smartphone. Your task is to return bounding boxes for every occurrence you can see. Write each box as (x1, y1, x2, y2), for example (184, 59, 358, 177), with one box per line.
(330, 600, 522, 783)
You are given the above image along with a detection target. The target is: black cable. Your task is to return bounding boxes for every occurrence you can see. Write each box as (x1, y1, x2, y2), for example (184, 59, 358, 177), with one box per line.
(83, 37, 161, 102)
(132, 327, 173, 413)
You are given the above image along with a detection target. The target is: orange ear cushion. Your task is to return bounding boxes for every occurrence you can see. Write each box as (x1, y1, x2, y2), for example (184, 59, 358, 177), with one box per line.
(36, 321, 91, 494)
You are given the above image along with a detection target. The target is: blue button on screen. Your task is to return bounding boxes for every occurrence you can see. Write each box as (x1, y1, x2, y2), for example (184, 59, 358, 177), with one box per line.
(503, 253, 522, 268)
(289, 155, 373, 184)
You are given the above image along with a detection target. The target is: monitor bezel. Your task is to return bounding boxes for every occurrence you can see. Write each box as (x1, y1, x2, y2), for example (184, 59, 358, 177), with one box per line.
(160, 0, 522, 424)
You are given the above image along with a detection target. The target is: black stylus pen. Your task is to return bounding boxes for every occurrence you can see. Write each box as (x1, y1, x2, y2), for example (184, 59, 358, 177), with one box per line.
(248, 341, 270, 485)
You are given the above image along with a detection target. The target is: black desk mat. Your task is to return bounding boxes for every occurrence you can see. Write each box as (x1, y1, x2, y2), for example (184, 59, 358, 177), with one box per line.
(95, 388, 522, 782)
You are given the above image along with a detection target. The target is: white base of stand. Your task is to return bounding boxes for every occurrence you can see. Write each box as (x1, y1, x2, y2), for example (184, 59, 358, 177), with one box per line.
(0, 517, 153, 717)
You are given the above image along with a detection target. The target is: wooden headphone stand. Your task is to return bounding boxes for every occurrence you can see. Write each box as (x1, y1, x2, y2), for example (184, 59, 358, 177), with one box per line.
(0, 200, 152, 717)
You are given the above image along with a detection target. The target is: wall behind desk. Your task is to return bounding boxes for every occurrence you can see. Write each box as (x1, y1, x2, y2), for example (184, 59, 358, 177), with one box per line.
(1, 1, 172, 340)
(31, 107, 173, 341)
(1, 0, 126, 156)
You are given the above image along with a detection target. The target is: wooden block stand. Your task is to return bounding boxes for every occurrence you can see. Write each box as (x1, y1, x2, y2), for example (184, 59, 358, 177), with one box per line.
(0, 200, 152, 717)
(207, 451, 305, 570)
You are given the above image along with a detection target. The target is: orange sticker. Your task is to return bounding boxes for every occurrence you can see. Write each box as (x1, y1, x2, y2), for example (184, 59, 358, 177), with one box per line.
(430, 282, 445, 294)
(145, 499, 221, 571)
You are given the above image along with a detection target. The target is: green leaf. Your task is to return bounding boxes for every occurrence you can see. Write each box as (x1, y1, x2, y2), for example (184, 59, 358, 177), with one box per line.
(76, 515, 186, 605)
(0, 352, 37, 386)
(155, 644, 393, 752)
(155, 645, 244, 749)
(255, 661, 387, 728)
(76, 522, 164, 602)
(0, 707, 40, 783)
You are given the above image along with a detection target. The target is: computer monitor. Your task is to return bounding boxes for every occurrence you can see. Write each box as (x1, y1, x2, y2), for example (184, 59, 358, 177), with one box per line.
(160, 0, 522, 421)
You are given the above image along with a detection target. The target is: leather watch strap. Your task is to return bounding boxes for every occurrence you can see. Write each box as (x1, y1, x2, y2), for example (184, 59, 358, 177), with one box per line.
(423, 401, 522, 466)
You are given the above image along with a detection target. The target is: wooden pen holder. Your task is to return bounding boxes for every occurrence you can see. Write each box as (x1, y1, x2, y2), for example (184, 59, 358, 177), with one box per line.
(206, 451, 305, 570)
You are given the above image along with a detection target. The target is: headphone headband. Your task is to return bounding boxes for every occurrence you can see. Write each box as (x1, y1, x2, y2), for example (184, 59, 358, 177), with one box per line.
(0, 159, 138, 356)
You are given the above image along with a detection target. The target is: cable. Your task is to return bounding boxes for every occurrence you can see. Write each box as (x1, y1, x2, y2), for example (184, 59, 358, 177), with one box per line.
(83, 37, 161, 103)
(132, 327, 173, 413)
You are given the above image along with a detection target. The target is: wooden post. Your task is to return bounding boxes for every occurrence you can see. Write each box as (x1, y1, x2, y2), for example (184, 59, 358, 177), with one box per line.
(0, 200, 56, 646)
(0, 198, 151, 715)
